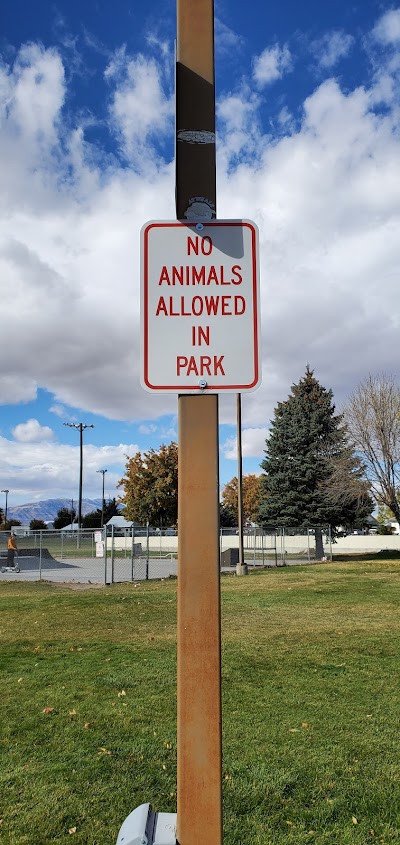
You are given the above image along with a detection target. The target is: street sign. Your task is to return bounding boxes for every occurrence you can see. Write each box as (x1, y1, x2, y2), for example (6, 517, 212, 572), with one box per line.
(141, 220, 261, 393)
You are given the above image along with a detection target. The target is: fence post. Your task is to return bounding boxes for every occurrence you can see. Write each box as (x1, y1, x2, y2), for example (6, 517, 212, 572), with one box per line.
(111, 524, 115, 584)
(146, 522, 149, 580)
(130, 525, 135, 581)
(104, 526, 108, 585)
(307, 528, 311, 562)
(39, 530, 43, 581)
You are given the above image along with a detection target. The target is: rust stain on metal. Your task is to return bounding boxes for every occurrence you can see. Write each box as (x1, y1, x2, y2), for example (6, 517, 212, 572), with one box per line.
(177, 394, 222, 845)
(177, 0, 215, 83)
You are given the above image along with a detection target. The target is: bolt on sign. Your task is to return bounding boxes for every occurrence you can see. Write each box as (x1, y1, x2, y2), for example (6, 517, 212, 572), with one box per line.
(141, 220, 261, 392)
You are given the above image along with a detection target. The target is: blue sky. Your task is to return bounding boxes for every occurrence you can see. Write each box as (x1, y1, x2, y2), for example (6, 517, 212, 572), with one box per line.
(1, 0, 400, 508)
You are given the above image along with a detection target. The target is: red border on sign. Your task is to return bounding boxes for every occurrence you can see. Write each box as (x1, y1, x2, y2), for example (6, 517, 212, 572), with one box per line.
(142, 221, 260, 391)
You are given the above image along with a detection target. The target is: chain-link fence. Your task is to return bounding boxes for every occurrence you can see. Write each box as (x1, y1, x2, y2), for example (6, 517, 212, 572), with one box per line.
(0, 525, 332, 583)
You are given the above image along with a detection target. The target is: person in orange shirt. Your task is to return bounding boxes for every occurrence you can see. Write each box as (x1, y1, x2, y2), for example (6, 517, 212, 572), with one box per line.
(7, 532, 18, 567)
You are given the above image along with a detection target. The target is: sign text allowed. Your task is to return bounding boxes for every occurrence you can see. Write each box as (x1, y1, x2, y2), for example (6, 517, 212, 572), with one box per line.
(141, 220, 260, 392)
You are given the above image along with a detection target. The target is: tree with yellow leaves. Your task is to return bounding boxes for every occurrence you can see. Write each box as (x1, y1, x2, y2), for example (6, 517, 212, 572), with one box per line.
(118, 442, 178, 526)
(221, 473, 263, 525)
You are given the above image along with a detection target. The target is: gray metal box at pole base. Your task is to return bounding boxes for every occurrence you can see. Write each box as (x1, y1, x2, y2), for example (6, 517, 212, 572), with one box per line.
(221, 547, 240, 567)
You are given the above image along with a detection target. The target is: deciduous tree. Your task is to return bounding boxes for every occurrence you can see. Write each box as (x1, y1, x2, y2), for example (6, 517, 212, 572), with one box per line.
(118, 443, 178, 526)
(221, 474, 263, 524)
(345, 374, 400, 525)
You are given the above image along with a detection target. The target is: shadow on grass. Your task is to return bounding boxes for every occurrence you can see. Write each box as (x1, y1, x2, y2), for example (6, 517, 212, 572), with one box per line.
(333, 549, 400, 561)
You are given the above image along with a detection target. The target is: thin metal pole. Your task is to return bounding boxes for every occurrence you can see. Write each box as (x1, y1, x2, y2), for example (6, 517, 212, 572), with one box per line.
(78, 426, 83, 530)
(176, 3, 222, 844)
(111, 524, 115, 584)
(130, 525, 135, 582)
(39, 530, 42, 581)
(146, 521, 149, 580)
(97, 469, 107, 528)
(63, 422, 94, 530)
(104, 526, 108, 585)
(236, 394, 248, 576)
(1, 490, 9, 526)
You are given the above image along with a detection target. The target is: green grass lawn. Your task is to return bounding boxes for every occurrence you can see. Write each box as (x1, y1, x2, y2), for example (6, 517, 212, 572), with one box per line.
(0, 561, 400, 844)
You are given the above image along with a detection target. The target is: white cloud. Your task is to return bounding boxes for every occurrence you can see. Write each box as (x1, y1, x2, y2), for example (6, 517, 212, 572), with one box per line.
(49, 403, 68, 418)
(223, 428, 269, 460)
(0, 32, 400, 456)
(12, 418, 54, 443)
(311, 30, 354, 68)
(105, 48, 173, 166)
(373, 9, 400, 45)
(215, 19, 244, 55)
(0, 436, 138, 499)
(138, 423, 158, 434)
(217, 84, 264, 167)
(253, 44, 292, 87)
(3, 43, 65, 144)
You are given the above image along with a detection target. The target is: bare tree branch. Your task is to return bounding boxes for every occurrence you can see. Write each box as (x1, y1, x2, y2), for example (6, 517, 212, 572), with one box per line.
(345, 374, 400, 524)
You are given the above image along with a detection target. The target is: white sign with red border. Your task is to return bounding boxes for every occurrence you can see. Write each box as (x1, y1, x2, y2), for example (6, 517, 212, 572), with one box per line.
(141, 220, 261, 393)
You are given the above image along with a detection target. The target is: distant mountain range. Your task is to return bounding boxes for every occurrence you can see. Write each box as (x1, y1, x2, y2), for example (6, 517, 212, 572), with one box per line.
(8, 498, 103, 524)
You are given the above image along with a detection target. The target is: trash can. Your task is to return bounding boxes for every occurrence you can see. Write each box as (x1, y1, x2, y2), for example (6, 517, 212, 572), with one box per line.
(221, 548, 240, 567)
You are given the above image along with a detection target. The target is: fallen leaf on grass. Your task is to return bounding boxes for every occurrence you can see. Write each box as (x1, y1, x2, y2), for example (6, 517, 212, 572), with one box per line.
(68, 827, 77, 834)
(17, 678, 23, 683)
(289, 728, 300, 733)
(286, 820, 294, 826)
(352, 816, 358, 825)
(301, 722, 309, 729)
(69, 709, 77, 716)
(42, 707, 55, 714)
(117, 690, 126, 697)
(98, 747, 112, 756)
(83, 722, 91, 729)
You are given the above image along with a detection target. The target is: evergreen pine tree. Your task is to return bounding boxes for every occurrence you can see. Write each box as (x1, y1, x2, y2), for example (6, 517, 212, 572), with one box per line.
(258, 367, 372, 556)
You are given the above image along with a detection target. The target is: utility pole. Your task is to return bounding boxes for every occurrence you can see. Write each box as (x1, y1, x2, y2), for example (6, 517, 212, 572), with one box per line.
(176, 4, 222, 845)
(97, 469, 107, 528)
(1, 489, 9, 527)
(64, 423, 94, 529)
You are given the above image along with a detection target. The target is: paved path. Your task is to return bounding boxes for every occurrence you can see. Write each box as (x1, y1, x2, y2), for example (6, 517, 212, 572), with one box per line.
(0, 554, 313, 584)
(0, 555, 178, 583)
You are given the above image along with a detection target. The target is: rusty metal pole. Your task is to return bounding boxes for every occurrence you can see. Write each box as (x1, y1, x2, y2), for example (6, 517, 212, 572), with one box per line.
(176, 3, 222, 845)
